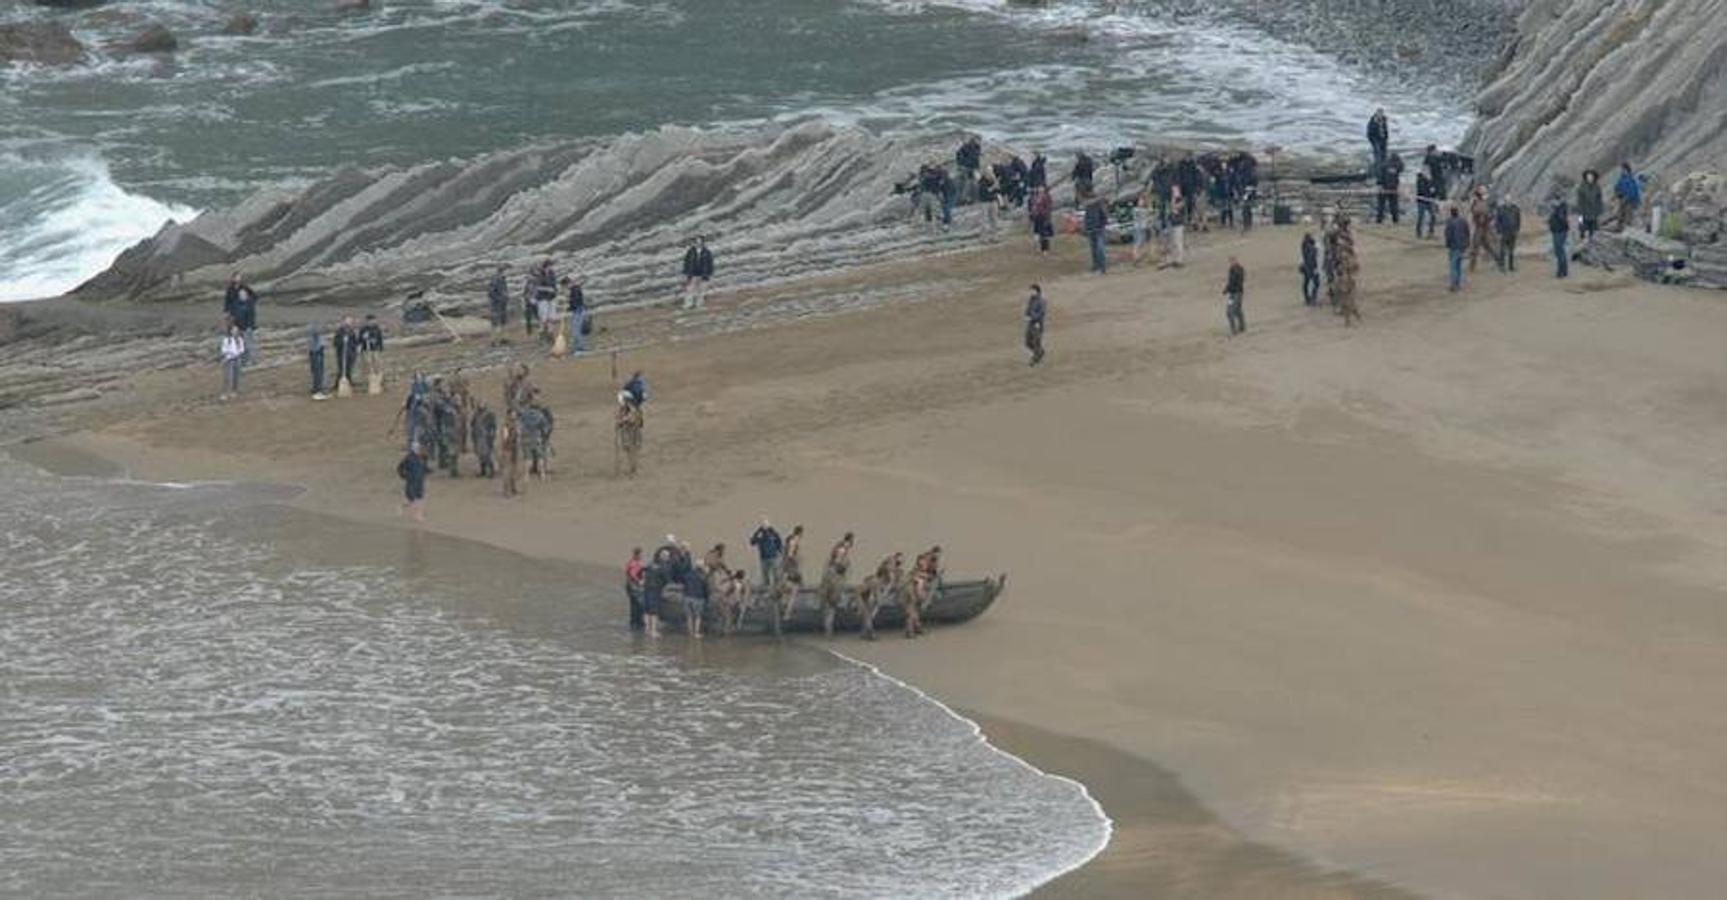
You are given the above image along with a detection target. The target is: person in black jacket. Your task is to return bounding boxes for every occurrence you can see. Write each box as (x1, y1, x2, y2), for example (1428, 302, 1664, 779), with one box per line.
(1224, 256, 1246, 336)
(359, 314, 385, 391)
(1082, 192, 1109, 274)
(1444, 206, 1470, 291)
(332, 316, 359, 393)
(1495, 200, 1523, 272)
(1299, 233, 1320, 307)
(486, 266, 509, 345)
(955, 135, 982, 203)
(1547, 198, 1571, 279)
(223, 274, 259, 365)
(397, 442, 428, 523)
(1414, 171, 1438, 238)
(1375, 152, 1404, 224)
(1366, 108, 1389, 171)
(681, 236, 715, 310)
(1027, 152, 1048, 190)
(1072, 152, 1096, 196)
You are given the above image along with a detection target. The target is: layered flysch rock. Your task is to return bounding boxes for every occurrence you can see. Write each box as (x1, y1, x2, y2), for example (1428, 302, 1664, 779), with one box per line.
(77, 122, 1002, 309)
(1464, 0, 1727, 202)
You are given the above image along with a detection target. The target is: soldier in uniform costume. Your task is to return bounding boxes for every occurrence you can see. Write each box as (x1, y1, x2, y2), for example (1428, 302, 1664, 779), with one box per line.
(856, 552, 904, 642)
(818, 532, 854, 638)
(471, 402, 498, 478)
(499, 412, 522, 498)
(615, 391, 643, 476)
(1333, 214, 1363, 327)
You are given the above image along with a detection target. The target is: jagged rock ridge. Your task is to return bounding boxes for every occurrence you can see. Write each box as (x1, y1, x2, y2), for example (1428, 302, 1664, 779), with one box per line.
(1464, 0, 1727, 201)
(78, 122, 1001, 309)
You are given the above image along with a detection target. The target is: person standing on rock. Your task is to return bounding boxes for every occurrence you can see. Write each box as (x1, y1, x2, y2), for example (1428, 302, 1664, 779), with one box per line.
(1612, 162, 1643, 232)
(1495, 199, 1523, 272)
(1366, 108, 1390, 172)
(220, 320, 246, 400)
(1576, 170, 1605, 244)
(1548, 196, 1571, 279)
(1024, 283, 1047, 366)
(487, 265, 510, 345)
(682, 235, 715, 310)
(1299, 232, 1320, 307)
(1223, 256, 1247, 336)
(1444, 205, 1470, 292)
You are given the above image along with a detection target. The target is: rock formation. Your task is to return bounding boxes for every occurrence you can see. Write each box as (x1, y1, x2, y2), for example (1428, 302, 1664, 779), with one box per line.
(77, 122, 1011, 310)
(1464, 0, 1727, 203)
(0, 21, 85, 66)
(113, 24, 179, 55)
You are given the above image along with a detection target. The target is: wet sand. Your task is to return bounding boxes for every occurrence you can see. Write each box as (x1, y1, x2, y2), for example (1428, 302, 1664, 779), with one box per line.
(43, 220, 1727, 897)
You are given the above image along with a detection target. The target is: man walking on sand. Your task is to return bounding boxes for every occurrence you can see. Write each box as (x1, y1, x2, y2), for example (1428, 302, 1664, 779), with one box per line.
(1224, 256, 1247, 336)
(1024, 283, 1046, 366)
(1299, 232, 1320, 307)
(1444, 205, 1470, 292)
(488, 266, 509, 345)
(682, 235, 715, 310)
(397, 441, 428, 523)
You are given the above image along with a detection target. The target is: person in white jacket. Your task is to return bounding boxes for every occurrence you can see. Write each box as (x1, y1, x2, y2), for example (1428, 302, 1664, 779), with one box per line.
(220, 321, 246, 400)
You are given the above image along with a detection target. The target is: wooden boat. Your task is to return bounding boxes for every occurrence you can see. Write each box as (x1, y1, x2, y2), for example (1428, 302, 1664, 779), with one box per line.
(656, 574, 1007, 635)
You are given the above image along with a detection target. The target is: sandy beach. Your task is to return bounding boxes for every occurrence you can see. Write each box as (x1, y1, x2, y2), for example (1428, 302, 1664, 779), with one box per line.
(42, 219, 1727, 898)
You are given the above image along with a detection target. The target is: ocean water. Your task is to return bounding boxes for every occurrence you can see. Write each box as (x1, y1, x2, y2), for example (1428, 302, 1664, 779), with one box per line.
(0, 454, 1109, 897)
(0, 0, 1493, 301)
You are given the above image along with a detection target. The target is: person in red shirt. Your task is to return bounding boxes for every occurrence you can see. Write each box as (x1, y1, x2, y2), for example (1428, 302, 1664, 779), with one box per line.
(624, 547, 646, 631)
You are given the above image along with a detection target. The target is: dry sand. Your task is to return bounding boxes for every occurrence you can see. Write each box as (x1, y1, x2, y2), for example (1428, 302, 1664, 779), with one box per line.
(52, 219, 1727, 898)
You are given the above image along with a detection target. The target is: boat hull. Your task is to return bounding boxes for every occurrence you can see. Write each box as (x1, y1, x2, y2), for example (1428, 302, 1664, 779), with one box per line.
(655, 575, 1006, 635)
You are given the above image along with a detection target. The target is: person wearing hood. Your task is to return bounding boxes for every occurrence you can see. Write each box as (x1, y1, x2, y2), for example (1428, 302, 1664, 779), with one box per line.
(1072, 152, 1096, 196)
(1575, 170, 1605, 242)
(1027, 152, 1048, 190)
(306, 323, 327, 399)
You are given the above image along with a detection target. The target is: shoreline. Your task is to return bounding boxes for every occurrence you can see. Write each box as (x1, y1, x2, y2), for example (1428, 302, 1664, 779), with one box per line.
(13, 216, 1727, 897)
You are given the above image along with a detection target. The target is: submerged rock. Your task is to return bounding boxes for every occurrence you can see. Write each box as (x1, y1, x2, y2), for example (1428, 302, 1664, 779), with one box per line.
(221, 13, 260, 37)
(1464, 0, 1727, 203)
(0, 22, 85, 66)
(118, 24, 180, 55)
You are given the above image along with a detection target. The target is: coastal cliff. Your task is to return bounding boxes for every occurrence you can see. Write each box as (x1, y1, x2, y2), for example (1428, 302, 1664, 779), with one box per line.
(1464, 0, 1727, 201)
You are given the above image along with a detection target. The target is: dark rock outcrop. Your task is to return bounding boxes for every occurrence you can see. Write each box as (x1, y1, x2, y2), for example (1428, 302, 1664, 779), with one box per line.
(1464, 0, 1727, 203)
(114, 24, 180, 55)
(0, 22, 85, 66)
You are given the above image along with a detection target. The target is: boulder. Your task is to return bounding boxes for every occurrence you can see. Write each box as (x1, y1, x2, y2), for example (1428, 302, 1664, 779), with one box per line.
(0, 22, 86, 66)
(117, 24, 179, 55)
(1667, 170, 1725, 246)
(221, 13, 260, 37)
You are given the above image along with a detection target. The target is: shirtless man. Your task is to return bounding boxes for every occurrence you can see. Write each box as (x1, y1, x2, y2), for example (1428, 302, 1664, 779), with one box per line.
(819, 532, 854, 638)
(615, 391, 643, 477)
(781, 524, 805, 587)
(905, 546, 942, 638)
(857, 552, 904, 641)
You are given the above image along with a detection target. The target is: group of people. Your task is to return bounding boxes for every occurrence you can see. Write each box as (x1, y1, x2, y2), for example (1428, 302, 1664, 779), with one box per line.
(217, 274, 260, 400)
(393, 365, 649, 520)
(306, 315, 386, 399)
(623, 522, 944, 641)
(488, 259, 590, 353)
